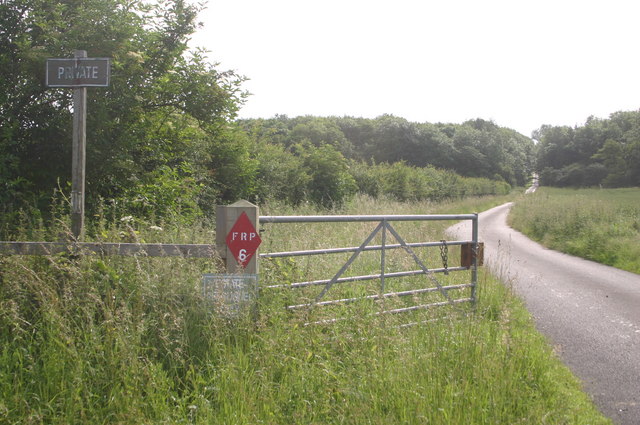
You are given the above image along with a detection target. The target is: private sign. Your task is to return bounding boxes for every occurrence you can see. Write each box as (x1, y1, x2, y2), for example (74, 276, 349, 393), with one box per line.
(225, 212, 262, 268)
(46, 57, 111, 87)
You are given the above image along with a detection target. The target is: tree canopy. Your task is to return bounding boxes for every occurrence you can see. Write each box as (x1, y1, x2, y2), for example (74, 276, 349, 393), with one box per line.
(240, 115, 536, 187)
(534, 111, 640, 187)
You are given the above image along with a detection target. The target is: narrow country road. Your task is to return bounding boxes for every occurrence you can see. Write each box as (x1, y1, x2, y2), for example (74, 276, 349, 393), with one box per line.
(447, 203, 640, 425)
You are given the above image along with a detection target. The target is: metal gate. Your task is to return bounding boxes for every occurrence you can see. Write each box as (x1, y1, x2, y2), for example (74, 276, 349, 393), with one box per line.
(259, 213, 481, 323)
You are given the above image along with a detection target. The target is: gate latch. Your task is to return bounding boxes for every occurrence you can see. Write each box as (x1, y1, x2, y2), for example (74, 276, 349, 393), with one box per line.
(461, 242, 484, 268)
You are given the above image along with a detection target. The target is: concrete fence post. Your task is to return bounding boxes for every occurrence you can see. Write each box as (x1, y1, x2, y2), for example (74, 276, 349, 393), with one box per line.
(216, 200, 260, 274)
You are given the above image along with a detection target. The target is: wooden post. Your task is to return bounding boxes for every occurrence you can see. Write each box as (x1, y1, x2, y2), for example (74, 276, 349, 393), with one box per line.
(216, 200, 260, 274)
(71, 50, 87, 240)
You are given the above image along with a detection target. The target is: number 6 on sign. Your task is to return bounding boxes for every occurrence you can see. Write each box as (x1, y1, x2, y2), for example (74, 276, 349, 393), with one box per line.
(238, 249, 248, 262)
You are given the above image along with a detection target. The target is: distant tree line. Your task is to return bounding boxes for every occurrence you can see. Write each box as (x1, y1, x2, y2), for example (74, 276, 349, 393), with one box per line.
(241, 115, 535, 187)
(239, 115, 534, 209)
(0, 0, 535, 233)
(534, 111, 640, 187)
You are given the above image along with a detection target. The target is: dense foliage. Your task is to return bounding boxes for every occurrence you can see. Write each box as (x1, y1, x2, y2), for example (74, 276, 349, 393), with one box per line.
(249, 137, 512, 210)
(242, 115, 532, 209)
(243, 115, 535, 187)
(534, 111, 640, 187)
(1, 0, 249, 220)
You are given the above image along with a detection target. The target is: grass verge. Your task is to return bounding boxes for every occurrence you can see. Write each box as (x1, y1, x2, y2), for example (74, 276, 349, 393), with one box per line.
(509, 187, 640, 274)
(0, 192, 611, 424)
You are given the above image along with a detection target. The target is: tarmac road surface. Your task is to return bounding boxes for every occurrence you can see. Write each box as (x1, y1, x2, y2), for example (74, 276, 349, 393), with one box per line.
(447, 202, 640, 425)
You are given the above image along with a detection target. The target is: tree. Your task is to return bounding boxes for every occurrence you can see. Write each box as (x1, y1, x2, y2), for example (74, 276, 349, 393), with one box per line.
(535, 110, 640, 188)
(450, 126, 490, 178)
(414, 123, 456, 171)
(253, 142, 310, 206)
(535, 125, 576, 171)
(289, 116, 352, 156)
(302, 145, 357, 209)
(592, 139, 627, 187)
(365, 115, 415, 164)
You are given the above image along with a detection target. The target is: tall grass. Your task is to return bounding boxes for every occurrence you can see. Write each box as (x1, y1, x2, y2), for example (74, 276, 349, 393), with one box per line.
(0, 193, 611, 424)
(509, 187, 640, 274)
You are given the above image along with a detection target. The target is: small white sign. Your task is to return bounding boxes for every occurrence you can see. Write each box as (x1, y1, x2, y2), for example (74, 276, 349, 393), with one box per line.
(202, 274, 258, 317)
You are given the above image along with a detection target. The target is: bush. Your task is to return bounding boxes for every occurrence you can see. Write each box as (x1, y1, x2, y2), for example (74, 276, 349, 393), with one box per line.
(113, 164, 203, 223)
(348, 162, 510, 204)
(254, 143, 310, 206)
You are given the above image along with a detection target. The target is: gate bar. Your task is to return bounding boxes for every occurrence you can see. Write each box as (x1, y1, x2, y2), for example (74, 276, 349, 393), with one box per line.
(260, 240, 469, 258)
(260, 214, 477, 223)
(287, 283, 474, 309)
(265, 266, 469, 289)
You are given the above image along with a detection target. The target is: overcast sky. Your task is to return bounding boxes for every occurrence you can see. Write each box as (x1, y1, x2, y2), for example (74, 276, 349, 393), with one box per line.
(191, 0, 640, 138)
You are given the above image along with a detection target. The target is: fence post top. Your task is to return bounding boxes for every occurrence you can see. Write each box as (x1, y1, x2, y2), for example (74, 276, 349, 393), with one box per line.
(228, 199, 258, 208)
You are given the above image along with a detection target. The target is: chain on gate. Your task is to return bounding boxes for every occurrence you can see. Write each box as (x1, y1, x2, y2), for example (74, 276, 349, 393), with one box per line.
(440, 240, 449, 275)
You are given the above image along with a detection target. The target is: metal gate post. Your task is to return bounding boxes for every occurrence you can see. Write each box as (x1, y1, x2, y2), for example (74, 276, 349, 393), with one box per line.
(381, 219, 387, 293)
(471, 213, 479, 303)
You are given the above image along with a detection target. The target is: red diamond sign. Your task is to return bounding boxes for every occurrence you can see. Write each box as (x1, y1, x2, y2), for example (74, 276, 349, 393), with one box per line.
(225, 212, 262, 268)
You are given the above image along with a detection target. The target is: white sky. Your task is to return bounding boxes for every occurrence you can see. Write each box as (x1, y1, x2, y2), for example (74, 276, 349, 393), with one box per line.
(191, 0, 640, 138)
